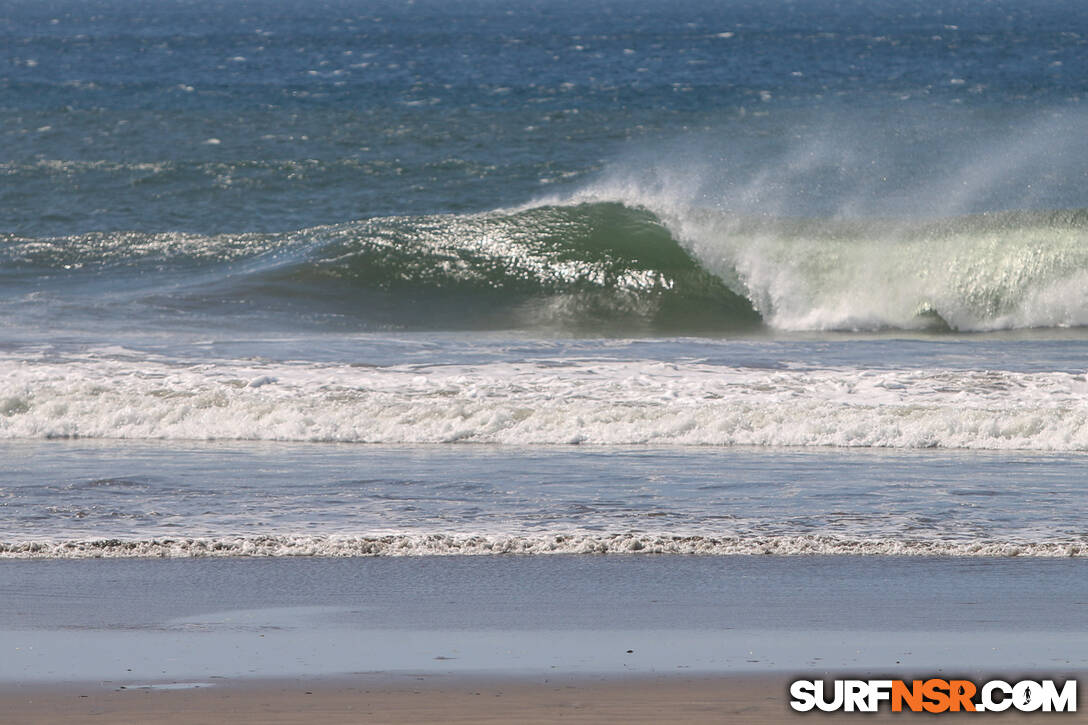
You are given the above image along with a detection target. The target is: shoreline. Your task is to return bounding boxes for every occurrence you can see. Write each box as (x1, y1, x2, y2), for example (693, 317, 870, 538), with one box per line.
(3, 555, 1086, 685)
(4, 672, 1085, 724)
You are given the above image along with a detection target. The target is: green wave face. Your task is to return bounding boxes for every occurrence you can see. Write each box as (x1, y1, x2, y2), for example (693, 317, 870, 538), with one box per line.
(7, 203, 1088, 334)
(0, 203, 761, 334)
(270, 203, 761, 332)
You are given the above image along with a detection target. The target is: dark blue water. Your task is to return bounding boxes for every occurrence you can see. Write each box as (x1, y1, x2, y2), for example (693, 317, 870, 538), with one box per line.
(4, 0, 1088, 235)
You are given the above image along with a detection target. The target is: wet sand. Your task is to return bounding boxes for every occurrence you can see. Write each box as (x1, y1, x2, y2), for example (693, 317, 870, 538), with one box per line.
(2, 556, 1085, 722)
(3, 674, 1085, 724)
(4, 556, 1087, 680)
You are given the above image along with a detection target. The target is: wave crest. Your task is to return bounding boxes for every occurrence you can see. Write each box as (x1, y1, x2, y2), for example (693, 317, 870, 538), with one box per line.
(6, 202, 1088, 333)
(672, 208, 1088, 332)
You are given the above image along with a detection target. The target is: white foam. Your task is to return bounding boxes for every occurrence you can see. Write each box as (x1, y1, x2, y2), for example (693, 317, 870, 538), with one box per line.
(547, 116, 1088, 334)
(3, 352, 1088, 449)
(653, 201, 1088, 333)
(1, 534, 1082, 559)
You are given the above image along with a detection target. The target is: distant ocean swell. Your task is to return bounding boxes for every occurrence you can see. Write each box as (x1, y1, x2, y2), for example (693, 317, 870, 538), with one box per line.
(6, 202, 1088, 333)
(1, 534, 1083, 559)
(4, 356, 1088, 449)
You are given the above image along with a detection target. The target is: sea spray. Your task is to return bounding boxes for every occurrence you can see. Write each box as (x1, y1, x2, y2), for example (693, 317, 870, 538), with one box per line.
(557, 109, 1088, 331)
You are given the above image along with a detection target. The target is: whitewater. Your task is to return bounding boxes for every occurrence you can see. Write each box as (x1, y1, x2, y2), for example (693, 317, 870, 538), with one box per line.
(3, 0, 1087, 562)
(5, 348, 1088, 450)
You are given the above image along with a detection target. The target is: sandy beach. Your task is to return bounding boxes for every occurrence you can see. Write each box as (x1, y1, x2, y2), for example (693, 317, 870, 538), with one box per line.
(2, 556, 1085, 722)
(2, 675, 781, 725)
(4, 674, 1085, 724)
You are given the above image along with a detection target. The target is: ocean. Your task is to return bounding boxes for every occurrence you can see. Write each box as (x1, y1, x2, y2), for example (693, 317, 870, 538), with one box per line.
(2, 0, 1087, 569)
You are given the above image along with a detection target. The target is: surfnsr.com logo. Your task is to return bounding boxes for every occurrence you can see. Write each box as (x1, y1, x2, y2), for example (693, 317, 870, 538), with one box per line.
(790, 679, 1077, 713)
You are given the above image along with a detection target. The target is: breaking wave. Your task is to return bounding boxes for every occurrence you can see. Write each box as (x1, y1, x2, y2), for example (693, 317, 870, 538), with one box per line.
(5, 202, 1088, 333)
(4, 355, 1088, 449)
